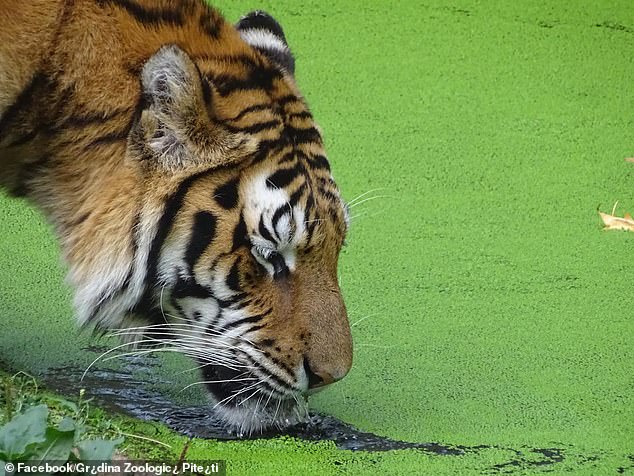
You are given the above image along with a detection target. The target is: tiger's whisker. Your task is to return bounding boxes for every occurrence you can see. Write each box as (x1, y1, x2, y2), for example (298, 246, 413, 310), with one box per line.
(102, 348, 250, 371)
(347, 188, 386, 205)
(351, 313, 377, 327)
(213, 381, 261, 409)
(179, 377, 257, 393)
(82, 337, 177, 381)
(347, 195, 392, 209)
(240, 387, 261, 407)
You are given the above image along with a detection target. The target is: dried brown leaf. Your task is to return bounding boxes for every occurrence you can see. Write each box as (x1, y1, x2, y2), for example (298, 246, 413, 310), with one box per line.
(599, 210, 634, 231)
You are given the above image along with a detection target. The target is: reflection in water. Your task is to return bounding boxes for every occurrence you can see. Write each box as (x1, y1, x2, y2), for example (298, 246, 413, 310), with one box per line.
(42, 354, 463, 452)
(40, 352, 595, 472)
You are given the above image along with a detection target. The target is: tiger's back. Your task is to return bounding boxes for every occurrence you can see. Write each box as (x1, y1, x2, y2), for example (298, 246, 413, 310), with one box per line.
(0, 0, 352, 434)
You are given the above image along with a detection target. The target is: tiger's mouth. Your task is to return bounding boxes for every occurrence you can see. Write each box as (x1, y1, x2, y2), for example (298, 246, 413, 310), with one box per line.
(200, 362, 309, 435)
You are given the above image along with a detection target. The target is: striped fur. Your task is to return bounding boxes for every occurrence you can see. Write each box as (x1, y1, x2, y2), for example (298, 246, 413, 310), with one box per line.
(0, 0, 352, 433)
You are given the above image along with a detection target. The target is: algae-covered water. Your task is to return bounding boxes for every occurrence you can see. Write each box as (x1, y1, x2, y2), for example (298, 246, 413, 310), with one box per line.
(1, 1, 634, 474)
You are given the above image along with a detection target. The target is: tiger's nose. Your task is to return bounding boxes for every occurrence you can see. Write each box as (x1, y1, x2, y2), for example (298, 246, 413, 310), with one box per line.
(303, 358, 345, 391)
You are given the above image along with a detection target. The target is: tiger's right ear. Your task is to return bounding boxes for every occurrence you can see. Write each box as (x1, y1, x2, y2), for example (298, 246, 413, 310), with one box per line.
(129, 44, 256, 172)
(236, 11, 295, 75)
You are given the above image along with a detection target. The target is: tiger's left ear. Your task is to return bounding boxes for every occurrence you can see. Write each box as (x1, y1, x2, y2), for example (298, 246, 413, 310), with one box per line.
(130, 44, 256, 171)
(236, 11, 295, 75)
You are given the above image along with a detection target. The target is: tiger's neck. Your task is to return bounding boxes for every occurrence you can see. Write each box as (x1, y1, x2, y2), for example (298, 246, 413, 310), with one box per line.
(0, 83, 148, 327)
(0, 0, 232, 329)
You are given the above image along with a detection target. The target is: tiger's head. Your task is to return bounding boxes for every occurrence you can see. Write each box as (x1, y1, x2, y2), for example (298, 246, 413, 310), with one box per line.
(99, 11, 353, 433)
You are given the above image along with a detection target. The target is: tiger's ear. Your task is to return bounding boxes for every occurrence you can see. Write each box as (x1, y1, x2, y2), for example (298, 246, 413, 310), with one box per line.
(236, 11, 295, 75)
(130, 44, 256, 171)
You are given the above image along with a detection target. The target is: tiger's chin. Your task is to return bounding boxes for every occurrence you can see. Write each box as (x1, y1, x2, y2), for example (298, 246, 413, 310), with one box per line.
(211, 394, 309, 436)
(199, 361, 311, 436)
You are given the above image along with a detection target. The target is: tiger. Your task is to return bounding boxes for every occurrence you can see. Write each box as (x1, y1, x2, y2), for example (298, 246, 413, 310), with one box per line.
(0, 0, 353, 434)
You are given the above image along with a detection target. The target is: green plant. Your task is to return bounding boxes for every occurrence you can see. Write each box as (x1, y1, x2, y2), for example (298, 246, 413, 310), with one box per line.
(0, 374, 124, 473)
(0, 404, 124, 465)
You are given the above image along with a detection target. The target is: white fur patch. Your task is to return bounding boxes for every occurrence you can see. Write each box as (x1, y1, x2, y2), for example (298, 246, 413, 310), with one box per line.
(239, 29, 289, 54)
(72, 197, 167, 330)
(242, 171, 307, 275)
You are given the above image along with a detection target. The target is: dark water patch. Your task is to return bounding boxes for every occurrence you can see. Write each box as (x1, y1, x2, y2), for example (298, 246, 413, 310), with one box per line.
(616, 455, 634, 474)
(537, 20, 557, 29)
(594, 21, 633, 34)
(42, 355, 231, 437)
(39, 355, 604, 472)
(488, 447, 565, 474)
(41, 362, 467, 452)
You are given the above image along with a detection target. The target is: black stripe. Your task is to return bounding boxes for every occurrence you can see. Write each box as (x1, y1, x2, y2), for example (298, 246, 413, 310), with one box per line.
(253, 45, 295, 75)
(266, 163, 303, 190)
(243, 324, 266, 335)
(277, 151, 297, 164)
(229, 298, 251, 311)
(271, 206, 290, 239)
(287, 111, 313, 121)
(225, 104, 272, 122)
(305, 194, 315, 213)
(172, 275, 213, 300)
(211, 68, 282, 97)
(249, 137, 290, 165)
(205, 312, 222, 332)
(122, 209, 142, 293)
(60, 107, 132, 128)
(199, 8, 222, 38)
(259, 338, 276, 347)
(288, 183, 307, 208)
(303, 207, 313, 236)
(231, 212, 250, 252)
(217, 292, 248, 309)
(240, 349, 293, 390)
(197, 54, 262, 69)
(0, 74, 48, 138)
(224, 119, 281, 135)
(328, 206, 340, 223)
(225, 258, 242, 292)
(258, 216, 276, 243)
(214, 177, 240, 209)
(306, 221, 318, 242)
(184, 211, 217, 273)
(261, 350, 296, 380)
(319, 186, 340, 204)
(200, 75, 213, 106)
(145, 168, 216, 298)
(83, 131, 129, 149)
(276, 94, 300, 107)
(305, 204, 319, 242)
(11, 155, 51, 197)
(7, 129, 39, 147)
(96, 0, 185, 26)
(223, 353, 285, 396)
(306, 154, 331, 171)
(71, 212, 91, 227)
(269, 252, 289, 280)
(222, 309, 271, 331)
(284, 125, 321, 145)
